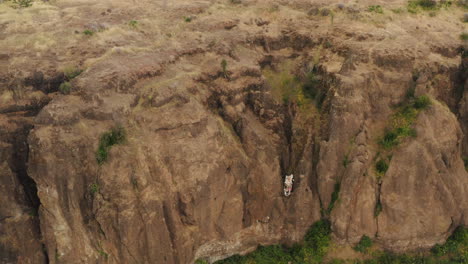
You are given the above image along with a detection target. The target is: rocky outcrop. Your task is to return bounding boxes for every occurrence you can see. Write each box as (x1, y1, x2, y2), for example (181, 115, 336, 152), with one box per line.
(0, 0, 467, 263)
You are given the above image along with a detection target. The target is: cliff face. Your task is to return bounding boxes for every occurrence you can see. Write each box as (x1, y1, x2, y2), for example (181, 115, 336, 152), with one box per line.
(0, 0, 467, 263)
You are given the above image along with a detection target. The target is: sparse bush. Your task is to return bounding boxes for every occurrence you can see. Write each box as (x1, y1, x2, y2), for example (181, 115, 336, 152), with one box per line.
(343, 154, 350, 168)
(368, 5, 384, 13)
(461, 32, 468, 41)
(391, 8, 404, 13)
(354, 235, 373, 253)
(216, 220, 331, 264)
(413, 0, 437, 9)
(89, 183, 99, 195)
(184, 16, 192, 22)
(327, 182, 341, 213)
(221, 59, 228, 78)
(302, 71, 320, 99)
(431, 226, 467, 259)
(380, 131, 399, 149)
(59, 82, 72, 94)
(374, 199, 383, 217)
(215, 223, 466, 263)
(195, 259, 208, 264)
(413, 95, 431, 109)
(12, 0, 33, 8)
(96, 126, 126, 165)
(63, 66, 83, 80)
(83, 29, 94, 36)
(129, 20, 138, 27)
(379, 95, 430, 149)
(463, 156, 468, 171)
(375, 159, 389, 174)
(408, 0, 439, 13)
(230, 0, 242, 4)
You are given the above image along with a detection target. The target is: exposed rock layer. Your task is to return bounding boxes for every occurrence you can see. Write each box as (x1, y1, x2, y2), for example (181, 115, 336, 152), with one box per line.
(0, 0, 467, 263)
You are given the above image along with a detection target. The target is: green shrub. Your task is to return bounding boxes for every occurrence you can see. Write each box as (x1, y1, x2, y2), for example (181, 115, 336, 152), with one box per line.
(374, 199, 383, 217)
(342, 154, 350, 168)
(302, 71, 320, 100)
(195, 259, 208, 264)
(391, 8, 404, 13)
(59, 82, 72, 94)
(408, 0, 439, 13)
(12, 0, 33, 8)
(96, 126, 126, 165)
(63, 66, 83, 80)
(221, 59, 228, 78)
(461, 32, 468, 41)
(215, 224, 466, 264)
(413, 95, 431, 109)
(354, 235, 373, 253)
(368, 5, 384, 13)
(375, 159, 389, 175)
(129, 20, 138, 27)
(303, 220, 331, 260)
(378, 95, 430, 149)
(380, 131, 399, 149)
(431, 226, 467, 258)
(409, 0, 438, 9)
(184, 16, 192, 22)
(89, 183, 99, 195)
(327, 182, 341, 213)
(83, 29, 94, 36)
(463, 156, 468, 171)
(215, 220, 331, 264)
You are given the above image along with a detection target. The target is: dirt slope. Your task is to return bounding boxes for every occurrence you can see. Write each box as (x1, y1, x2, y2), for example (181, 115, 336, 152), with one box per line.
(0, 0, 467, 263)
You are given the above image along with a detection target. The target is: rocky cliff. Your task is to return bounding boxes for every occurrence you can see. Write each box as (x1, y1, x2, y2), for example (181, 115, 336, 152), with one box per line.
(0, 0, 467, 263)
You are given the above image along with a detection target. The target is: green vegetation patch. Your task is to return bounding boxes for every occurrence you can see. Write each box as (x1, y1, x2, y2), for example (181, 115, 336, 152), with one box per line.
(59, 82, 72, 95)
(353, 235, 372, 253)
(63, 66, 83, 80)
(327, 182, 341, 214)
(354, 235, 373, 253)
(129, 20, 138, 27)
(215, 220, 331, 264)
(379, 95, 431, 150)
(431, 226, 467, 260)
(407, 0, 453, 13)
(375, 159, 389, 175)
(83, 29, 95, 36)
(374, 199, 383, 217)
(368, 5, 384, 13)
(214, 224, 467, 264)
(221, 59, 228, 78)
(460, 32, 468, 41)
(463, 156, 468, 171)
(11, 0, 33, 8)
(96, 126, 126, 165)
(263, 63, 325, 109)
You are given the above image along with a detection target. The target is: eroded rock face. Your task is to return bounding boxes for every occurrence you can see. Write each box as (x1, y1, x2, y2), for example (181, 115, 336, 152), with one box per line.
(1, 0, 467, 263)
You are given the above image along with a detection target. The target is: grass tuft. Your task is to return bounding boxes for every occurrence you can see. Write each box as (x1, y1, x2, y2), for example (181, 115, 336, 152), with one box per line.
(327, 182, 341, 214)
(59, 82, 72, 95)
(354, 235, 373, 253)
(83, 29, 94, 36)
(63, 66, 83, 80)
(461, 32, 468, 41)
(375, 159, 389, 175)
(129, 20, 138, 27)
(378, 95, 430, 150)
(368, 5, 384, 13)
